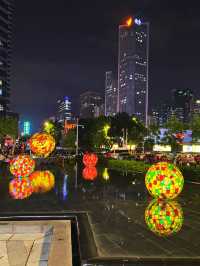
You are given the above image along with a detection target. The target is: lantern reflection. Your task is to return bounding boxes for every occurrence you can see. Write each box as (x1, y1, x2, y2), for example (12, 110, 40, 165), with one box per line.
(83, 153, 98, 167)
(145, 162, 184, 199)
(29, 133, 56, 158)
(29, 170, 55, 193)
(82, 167, 97, 181)
(9, 178, 33, 200)
(10, 155, 35, 178)
(102, 168, 109, 181)
(145, 199, 183, 237)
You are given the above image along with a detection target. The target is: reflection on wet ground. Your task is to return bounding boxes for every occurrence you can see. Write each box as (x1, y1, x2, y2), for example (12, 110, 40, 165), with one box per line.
(0, 162, 200, 263)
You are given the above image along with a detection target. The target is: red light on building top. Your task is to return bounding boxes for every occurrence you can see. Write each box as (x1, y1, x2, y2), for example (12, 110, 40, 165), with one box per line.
(126, 17, 133, 27)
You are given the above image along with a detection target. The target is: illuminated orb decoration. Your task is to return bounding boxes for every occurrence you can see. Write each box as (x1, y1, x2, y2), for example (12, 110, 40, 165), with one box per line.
(82, 167, 97, 181)
(145, 199, 183, 237)
(29, 170, 55, 193)
(29, 133, 56, 157)
(145, 162, 184, 199)
(10, 155, 35, 178)
(9, 178, 33, 200)
(83, 153, 98, 167)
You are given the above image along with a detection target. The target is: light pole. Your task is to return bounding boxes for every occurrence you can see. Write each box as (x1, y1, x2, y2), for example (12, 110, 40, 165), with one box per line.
(75, 117, 84, 156)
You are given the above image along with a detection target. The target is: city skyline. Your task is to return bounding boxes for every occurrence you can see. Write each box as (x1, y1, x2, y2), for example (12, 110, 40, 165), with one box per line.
(10, 0, 200, 130)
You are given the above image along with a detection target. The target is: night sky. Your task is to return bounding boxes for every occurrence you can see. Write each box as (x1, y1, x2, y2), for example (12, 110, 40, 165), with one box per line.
(11, 0, 200, 131)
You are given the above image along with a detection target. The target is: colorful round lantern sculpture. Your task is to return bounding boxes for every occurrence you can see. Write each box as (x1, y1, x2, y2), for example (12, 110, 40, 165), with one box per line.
(145, 199, 183, 237)
(145, 162, 184, 199)
(82, 167, 97, 181)
(29, 170, 55, 193)
(29, 133, 56, 157)
(9, 178, 33, 200)
(10, 155, 35, 178)
(83, 153, 98, 167)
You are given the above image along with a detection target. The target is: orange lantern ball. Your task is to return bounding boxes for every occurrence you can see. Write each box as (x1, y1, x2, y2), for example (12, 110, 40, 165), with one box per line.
(83, 153, 98, 167)
(82, 167, 98, 181)
(29, 132, 56, 157)
(10, 155, 35, 178)
(9, 178, 33, 200)
(29, 170, 55, 193)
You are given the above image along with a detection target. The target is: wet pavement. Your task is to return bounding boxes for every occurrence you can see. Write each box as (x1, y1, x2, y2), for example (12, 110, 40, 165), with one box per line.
(0, 162, 200, 265)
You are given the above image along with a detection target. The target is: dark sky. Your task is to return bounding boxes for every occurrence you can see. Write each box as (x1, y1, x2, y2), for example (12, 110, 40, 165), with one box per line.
(11, 0, 200, 130)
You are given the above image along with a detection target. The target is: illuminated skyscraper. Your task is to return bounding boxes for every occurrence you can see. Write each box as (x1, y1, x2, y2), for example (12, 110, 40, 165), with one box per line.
(57, 96, 72, 122)
(80, 91, 103, 118)
(172, 89, 194, 122)
(105, 71, 118, 117)
(0, 0, 14, 116)
(118, 17, 149, 126)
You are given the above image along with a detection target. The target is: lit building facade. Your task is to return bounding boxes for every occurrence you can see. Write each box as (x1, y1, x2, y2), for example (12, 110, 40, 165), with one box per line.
(193, 98, 200, 115)
(118, 17, 149, 126)
(80, 91, 103, 118)
(0, 0, 13, 116)
(172, 89, 194, 122)
(57, 96, 72, 122)
(105, 71, 118, 117)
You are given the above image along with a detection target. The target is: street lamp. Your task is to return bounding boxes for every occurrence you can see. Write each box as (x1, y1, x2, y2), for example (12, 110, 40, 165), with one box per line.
(75, 118, 84, 156)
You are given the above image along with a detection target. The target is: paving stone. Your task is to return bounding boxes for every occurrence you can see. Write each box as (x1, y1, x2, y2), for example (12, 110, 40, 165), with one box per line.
(0, 234, 12, 241)
(11, 233, 45, 241)
(0, 224, 12, 234)
(27, 243, 51, 263)
(7, 240, 27, 266)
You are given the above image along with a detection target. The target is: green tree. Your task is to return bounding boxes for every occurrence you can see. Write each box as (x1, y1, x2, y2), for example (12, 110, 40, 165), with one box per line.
(0, 117, 18, 140)
(62, 129, 76, 148)
(190, 114, 200, 141)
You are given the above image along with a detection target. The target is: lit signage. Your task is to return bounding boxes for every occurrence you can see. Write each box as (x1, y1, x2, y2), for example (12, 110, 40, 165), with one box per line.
(23, 121, 31, 136)
(183, 145, 200, 153)
(135, 18, 142, 25)
(153, 145, 171, 152)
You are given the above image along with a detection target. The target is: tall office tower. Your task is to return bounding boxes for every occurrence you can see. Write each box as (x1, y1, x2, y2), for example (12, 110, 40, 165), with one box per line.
(57, 96, 72, 122)
(118, 17, 149, 126)
(105, 71, 118, 117)
(151, 103, 171, 126)
(172, 89, 194, 122)
(80, 91, 103, 118)
(0, 0, 13, 116)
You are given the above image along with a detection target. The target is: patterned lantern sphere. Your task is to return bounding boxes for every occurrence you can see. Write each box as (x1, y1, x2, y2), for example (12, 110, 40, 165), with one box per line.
(29, 170, 55, 193)
(82, 167, 98, 181)
(145, 162, 184, 199)
(10, 155, 35, 178)
(145, 199, 183, 237)
(29, 133, 56, 157)
(83, 153, 98, 167)
(9, 178, 33, 200)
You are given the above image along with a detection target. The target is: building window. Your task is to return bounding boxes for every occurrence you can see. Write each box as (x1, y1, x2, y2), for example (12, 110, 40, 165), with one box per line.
(0, 104, 4, 111)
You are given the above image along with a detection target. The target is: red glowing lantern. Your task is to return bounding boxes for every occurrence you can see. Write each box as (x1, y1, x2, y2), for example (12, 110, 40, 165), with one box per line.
(29, 170, 55, 193)
(10, 155, 35, 178)
(9, 178, 33, 200)
(83, 153, 98, 167)
(82, 167, 97, 181)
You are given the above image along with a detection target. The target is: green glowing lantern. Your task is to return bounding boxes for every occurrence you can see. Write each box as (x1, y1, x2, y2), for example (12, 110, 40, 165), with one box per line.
(145, 162, 184, 199)
(145, 199, 183, 237)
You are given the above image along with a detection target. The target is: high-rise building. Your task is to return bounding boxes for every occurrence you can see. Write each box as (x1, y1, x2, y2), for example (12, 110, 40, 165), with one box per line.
(118, 17, 149, 126)
(105, 71, 118, 117)
(80, 91, 103, 118)
(57, 96, 72, 122)
(172, 89, 194, 122)
(0, 0, 13, 116)
(151, 103, 171, 126)
(193, 98, 200, 115)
